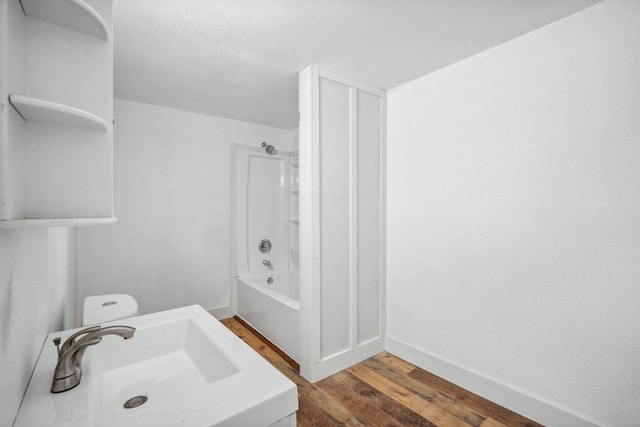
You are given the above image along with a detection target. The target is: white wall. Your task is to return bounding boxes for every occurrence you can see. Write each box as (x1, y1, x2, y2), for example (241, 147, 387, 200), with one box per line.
(0, 228, 77, 427)
(386, 1, 640, 426)
(77, 99, 296, 317)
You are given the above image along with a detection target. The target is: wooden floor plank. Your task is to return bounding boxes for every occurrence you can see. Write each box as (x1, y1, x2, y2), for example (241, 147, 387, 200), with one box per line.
(220, 317, 544, 427)
(348, 380, 437, 427)
(372, 352, 417, 375)
(293, 372, 366, 427)
(363, 354, 486, 426)
(296, 410, 335, 427)
(407, 369, 543, 427)
(317, 372, 399, 426)
(318, 370, 433, 427)
(480, 418, 509, 427)
(349, 364, 474, 427)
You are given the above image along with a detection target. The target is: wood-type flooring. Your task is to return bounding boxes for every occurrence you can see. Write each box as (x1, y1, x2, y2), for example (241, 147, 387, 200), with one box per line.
(221, 317, 543, 427)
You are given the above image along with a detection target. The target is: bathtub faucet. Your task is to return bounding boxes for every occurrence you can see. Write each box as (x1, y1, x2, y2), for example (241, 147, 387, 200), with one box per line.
(263, 259, 272, 268)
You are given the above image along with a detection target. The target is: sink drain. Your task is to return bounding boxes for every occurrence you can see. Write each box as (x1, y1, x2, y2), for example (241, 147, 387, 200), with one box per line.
(123, 395, 148, 409)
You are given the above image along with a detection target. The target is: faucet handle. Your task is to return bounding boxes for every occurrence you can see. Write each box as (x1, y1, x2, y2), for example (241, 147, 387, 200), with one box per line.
(53, 337, 62, 357)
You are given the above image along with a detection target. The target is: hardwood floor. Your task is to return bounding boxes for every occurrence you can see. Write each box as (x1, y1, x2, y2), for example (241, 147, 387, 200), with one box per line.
(221, 317, 543, 427)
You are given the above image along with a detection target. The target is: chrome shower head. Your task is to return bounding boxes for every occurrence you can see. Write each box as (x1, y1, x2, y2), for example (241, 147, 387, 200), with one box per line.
(261, 142, 276, 155)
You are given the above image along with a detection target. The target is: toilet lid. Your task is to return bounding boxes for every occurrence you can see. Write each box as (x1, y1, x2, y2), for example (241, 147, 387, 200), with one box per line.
(82, 294, 139, 326)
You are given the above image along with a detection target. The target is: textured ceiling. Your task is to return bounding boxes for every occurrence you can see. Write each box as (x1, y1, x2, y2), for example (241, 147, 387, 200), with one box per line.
(113, 0, 600, 129)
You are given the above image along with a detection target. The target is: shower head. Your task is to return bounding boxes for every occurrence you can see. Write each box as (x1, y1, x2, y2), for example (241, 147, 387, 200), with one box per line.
(261, 142, 276, 155)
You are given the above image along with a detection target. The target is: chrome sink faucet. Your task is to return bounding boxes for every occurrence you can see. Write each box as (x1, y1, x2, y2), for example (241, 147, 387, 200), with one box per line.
(51, 325, 135, 393)
(262, 259, 272, 268)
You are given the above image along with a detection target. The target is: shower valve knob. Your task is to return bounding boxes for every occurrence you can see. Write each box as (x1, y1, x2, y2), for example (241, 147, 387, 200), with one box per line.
(259, 239, 272, 253)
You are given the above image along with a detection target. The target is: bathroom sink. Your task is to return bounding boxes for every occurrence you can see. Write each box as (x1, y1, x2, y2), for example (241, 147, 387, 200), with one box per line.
(93, 313, 239, 418)
(14, 305, 298, 427)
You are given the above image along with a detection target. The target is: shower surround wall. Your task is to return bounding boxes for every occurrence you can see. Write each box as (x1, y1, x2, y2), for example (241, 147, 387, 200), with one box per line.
(235, 146, 300, 362)
(236, 148, 290, 275)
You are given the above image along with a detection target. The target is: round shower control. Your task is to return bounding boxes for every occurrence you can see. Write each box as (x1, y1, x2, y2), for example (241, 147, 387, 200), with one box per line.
(258, 239, 272, 254)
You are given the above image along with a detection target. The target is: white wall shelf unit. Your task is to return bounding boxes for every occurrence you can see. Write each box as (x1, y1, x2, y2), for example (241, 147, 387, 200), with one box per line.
(9, 95, 108, 131)
(0, 217, 117, 229)
(288, 151, 300, 271)
(0, 0, 114, 226)
(19, 0, 109, 41)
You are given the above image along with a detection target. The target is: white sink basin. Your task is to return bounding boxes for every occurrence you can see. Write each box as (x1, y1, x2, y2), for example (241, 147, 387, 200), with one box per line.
(14, 305, 298, 427)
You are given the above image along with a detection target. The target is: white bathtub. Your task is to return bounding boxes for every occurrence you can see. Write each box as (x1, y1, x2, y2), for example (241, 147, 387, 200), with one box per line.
(236, 270, 300, 362)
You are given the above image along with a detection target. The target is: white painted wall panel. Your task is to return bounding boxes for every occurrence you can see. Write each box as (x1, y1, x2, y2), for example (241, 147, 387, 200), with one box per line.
(297, 66, 316, 380)
(356, 90, 381, 345)
(318, 77, 351, 360)
(299, 67, 385, 381)
(24, 122, 112, 217)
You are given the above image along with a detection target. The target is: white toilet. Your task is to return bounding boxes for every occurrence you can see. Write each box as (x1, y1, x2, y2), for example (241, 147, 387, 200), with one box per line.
(82, 294, 140, 326)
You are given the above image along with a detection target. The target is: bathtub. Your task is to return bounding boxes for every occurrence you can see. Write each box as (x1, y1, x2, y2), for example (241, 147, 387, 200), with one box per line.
(236, 270, 300, 363)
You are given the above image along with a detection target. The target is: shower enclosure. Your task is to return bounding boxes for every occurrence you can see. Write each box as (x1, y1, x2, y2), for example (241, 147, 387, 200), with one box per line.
(234, 144, 300, 362)
(232, 67, 384, 381)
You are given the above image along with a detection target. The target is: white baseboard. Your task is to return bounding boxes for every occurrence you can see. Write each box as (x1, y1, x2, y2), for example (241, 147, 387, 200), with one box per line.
(385, 336, 600, 427)
(207, 305, 232, 320)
